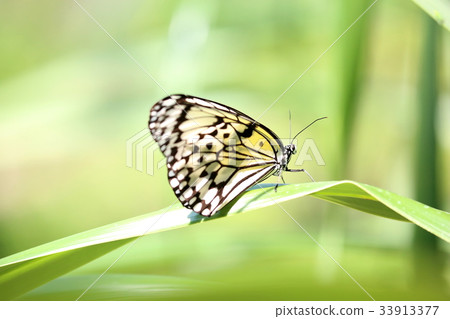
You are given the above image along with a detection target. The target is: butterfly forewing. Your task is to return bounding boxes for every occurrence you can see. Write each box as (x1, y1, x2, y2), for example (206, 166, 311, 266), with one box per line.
(149, 94, 283, 216)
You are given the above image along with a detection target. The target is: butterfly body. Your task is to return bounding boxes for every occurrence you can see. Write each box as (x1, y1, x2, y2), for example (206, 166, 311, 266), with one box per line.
(149, 94, 300, 217)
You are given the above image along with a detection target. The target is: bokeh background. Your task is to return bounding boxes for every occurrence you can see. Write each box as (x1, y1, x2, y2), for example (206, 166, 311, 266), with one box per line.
(0, 0, 449, 300)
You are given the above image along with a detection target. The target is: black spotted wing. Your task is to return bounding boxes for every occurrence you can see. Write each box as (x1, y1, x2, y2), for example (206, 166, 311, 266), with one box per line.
(149, 94, 284, 216)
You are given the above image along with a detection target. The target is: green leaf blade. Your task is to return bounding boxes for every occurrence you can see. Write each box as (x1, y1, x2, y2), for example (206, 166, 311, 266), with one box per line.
(0, 180, 448, 300)
(411, 0, 450, 31)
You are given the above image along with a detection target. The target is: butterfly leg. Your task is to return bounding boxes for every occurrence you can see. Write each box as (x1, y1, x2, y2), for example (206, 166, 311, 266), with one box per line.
(286, 168, 315, 182)
(274, 175, 281, 192)
(274, 173, 287, 192)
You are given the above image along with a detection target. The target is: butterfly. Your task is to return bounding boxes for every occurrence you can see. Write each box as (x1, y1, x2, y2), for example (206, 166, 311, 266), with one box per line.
(149, 94, 323, 217)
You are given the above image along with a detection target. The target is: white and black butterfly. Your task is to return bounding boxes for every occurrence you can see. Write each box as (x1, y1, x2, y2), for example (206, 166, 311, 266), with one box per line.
(149, 94, 323, 217)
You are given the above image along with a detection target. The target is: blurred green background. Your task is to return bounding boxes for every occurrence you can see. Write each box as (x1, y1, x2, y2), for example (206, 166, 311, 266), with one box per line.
(0, 0, 449, 300)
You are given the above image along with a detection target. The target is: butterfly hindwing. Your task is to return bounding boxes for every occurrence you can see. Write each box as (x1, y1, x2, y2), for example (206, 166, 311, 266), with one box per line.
(149, 94, 284, 216)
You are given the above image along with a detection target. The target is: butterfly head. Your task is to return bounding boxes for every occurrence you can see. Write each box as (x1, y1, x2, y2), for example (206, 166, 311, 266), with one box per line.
(283, 143, 297, 166)
(285, 143, 296, 155)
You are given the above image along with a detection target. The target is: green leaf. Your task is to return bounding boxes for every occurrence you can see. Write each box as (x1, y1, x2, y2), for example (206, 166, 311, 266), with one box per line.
(411, 0, 450, 31)
(0, 180, 448, 300)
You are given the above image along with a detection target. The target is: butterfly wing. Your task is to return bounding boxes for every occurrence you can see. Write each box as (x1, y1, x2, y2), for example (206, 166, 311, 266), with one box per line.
(149, 94, 284, 216)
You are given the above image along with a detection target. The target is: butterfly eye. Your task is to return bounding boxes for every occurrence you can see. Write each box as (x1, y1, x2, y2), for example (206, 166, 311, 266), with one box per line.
(286, 144, 296, 155)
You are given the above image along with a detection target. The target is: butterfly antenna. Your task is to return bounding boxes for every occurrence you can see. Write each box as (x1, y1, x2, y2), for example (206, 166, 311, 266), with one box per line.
(290, 117, 327, 144)
(289, 110, 292, 141)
